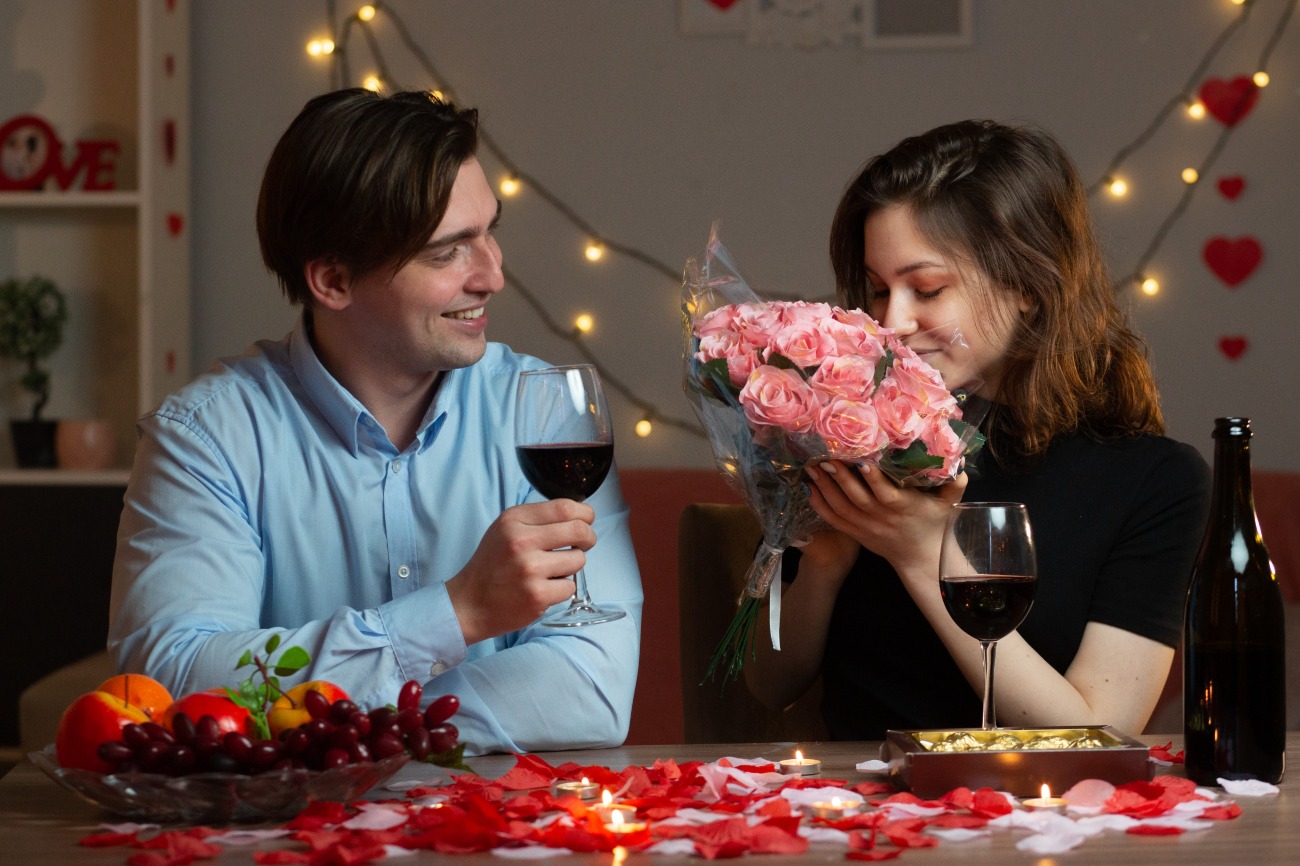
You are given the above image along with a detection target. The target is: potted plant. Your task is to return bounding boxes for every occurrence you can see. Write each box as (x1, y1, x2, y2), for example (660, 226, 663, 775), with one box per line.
(0, 274, 67, 467)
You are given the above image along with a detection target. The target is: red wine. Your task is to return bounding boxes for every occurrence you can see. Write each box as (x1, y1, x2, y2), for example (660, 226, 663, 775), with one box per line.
(517, 442, 613, 502)
(940, 575, 1036, 641)
(1184, 417, 1285, 784)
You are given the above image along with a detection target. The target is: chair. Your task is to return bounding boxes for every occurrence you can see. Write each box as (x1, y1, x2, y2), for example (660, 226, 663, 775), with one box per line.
(677, 503, 827, 744)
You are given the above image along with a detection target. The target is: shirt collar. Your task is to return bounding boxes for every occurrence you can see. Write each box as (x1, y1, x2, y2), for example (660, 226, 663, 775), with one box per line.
(289, 312, 450, 456)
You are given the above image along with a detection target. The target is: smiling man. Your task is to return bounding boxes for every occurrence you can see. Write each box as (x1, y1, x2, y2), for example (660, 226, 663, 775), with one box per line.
(108, 89, 643, 755)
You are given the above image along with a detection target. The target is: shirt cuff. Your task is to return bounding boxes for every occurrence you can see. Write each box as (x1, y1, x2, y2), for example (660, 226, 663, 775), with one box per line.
(378, 581, 468, 680)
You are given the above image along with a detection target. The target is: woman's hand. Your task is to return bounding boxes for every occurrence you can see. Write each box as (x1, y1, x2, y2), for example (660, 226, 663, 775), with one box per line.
(805, 460, 966, 574)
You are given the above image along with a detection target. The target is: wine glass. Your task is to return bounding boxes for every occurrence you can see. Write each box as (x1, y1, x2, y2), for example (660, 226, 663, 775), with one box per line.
(938, 502, 1037, 730)
(515, 364, 626, 627)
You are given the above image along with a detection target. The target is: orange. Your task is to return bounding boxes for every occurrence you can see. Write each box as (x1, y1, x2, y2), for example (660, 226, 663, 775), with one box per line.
(96, 673, 174, 721)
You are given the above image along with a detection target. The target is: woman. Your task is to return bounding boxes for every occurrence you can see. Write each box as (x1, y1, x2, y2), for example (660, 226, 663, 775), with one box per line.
(744, 120, 1210, 738)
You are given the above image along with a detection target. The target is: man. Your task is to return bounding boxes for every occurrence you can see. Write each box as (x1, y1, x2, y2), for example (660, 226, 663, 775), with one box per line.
(108, 89, 643, 755)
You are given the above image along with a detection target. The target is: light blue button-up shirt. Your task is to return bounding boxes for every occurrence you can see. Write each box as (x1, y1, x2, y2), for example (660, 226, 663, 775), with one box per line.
(109, 317, 643, 755)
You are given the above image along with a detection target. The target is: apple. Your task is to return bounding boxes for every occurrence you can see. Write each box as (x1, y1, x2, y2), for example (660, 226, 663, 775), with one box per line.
(268, 680, 350, 736)
(56, 690, 152, 773)
(162, 688, 254, 737)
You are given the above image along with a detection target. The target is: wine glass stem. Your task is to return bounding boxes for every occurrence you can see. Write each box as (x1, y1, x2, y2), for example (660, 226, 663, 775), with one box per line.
(980, 640, 997, 731)
(569, 566, 594, 606)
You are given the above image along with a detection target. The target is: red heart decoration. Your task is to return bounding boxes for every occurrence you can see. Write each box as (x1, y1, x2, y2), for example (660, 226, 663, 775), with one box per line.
(705, 0, 741, 8)
(162, 120, 176, 165)
(1216, 176, 1245, 200)
(1202, 236, 1262, 287)
(1198, 76, 1259, 126)
(1218, 336, 1248, 361)
(164, 54, 175, 78)
(166, 212, 184, 237)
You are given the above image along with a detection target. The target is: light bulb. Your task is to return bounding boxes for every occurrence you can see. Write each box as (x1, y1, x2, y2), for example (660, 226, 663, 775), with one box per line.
(1181, 167, 1199, 184)
(430, 89, 445, 101)
(358, 5, 377, 21)
(635, 419, 653, 438)
(1140, 277, 1159, 296)
(1187, 100, 1206, 120)
(307, 39, 335, 56)
(1253, 71, 1269, 88)
(574, 313, 594, 333)
(1106, 177, 1128, 198)
(499, 175, 521, 196)
(584, 241, 605, 262)
(363, 75, 382, 92)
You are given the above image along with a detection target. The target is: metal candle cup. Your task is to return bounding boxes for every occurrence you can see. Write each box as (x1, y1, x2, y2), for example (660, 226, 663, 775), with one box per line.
(551, 778, 600, 800)
(808, 797, 859, 819)
(1022, 784, 1068, 814)
(778, 750, 821, 776)
(604, 810, 648, 835)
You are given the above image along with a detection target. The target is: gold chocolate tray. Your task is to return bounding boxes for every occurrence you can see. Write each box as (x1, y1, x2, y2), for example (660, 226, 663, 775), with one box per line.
(881, 726, 1152, 798)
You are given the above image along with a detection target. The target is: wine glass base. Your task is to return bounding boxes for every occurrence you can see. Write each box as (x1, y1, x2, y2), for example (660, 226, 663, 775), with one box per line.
(540, 604, 626, 628)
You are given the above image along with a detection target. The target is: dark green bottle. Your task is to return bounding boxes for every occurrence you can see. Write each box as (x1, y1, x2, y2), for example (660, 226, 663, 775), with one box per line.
(1183, 417, 1285, 784)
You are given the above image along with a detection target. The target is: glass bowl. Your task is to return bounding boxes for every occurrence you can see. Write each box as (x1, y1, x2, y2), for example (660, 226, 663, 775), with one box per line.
(28, 745, 410, 823)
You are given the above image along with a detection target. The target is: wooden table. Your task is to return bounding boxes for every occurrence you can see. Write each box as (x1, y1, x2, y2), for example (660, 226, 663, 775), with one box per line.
(0, 734, 1295, 864)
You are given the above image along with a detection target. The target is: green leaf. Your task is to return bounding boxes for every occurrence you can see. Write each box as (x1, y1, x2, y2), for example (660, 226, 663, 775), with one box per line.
(236, 649, 253, 670)
(265, 634, 282, 655)
(273, 646, 311, 675)
(422, 742, 473, 773)
(873, 349, 894, 388)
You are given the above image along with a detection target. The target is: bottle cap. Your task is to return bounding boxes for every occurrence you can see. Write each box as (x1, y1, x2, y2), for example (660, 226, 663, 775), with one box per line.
(1213, 417, 1251, 438)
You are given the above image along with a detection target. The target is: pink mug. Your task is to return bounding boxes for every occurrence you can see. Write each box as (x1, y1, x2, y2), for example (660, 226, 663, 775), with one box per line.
(55, 418, 118, 470)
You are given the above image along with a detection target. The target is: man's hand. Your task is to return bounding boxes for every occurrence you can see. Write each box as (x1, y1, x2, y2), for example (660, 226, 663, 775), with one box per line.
(445, 500, 596, 644)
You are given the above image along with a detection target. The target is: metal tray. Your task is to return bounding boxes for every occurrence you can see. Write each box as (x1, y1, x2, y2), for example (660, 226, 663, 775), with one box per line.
(881, 726, 1152, 798)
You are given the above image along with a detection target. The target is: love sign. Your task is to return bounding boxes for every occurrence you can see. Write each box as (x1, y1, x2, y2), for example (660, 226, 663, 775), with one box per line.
(0, 114, 120, 192)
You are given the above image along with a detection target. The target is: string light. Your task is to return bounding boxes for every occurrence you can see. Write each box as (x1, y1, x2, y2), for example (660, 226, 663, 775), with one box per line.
(357, 4, 376, 21)
(306, 38, 335, 56)
(1186, 99, 1207, 119)
(1253, 70, 1270, 86)
(573, 313, 594, 334)
(1090, 0, 1296, 293)
(362, 74, 382, 91)
(1105, 176, 1129, 197)
(635, 418, 653, 438)
(499, 174, 521, 197)
(584, 241, 606, 262)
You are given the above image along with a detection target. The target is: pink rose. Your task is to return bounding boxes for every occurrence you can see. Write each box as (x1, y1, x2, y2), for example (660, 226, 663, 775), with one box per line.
(768, 321, 838, 368)
(734, 304, 786, 349)
(696, 329, 747, 363)
(816, 397, 889, 460)
(778, 300, 835, 327)
(822, 316, 888, 360)
(917, 414, 969, 481)
(809, 355, 878, 400)
(695, 305, 742, 339)
(739, 366, 820, 434)
(888, 354, 960, 416)
(726, 351, 762, 388)
(872, 377, 927, 448)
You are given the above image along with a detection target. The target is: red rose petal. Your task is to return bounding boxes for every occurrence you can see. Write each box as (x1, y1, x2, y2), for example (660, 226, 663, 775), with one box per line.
(1202, 803, 1244, 820)
(851, 781, 898, 797)
(79, 830, 138, 847)
(847, 849, 903, 861)
(1127, 824, 1185, 836)
(970, 787, 1014, 817)
(253, 852, 311, 864)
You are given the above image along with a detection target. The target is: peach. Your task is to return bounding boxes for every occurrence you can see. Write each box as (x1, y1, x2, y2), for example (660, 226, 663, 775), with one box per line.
(55, 690, 151, 773)
(268, 681, 350, 736)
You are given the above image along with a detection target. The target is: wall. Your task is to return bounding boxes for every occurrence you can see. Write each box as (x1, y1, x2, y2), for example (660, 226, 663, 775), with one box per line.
(186, 0, 1296, 472)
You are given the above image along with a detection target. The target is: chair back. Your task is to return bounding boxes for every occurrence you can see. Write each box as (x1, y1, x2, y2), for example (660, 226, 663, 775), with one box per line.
(678, 503, 827, 744)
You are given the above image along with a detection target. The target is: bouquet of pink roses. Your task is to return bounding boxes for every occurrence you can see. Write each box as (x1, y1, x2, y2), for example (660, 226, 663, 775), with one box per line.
(682, 228, 986, 684)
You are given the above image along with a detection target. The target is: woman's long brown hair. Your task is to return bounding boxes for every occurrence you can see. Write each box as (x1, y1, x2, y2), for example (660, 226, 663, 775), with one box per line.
(829, 120, 1163, 469)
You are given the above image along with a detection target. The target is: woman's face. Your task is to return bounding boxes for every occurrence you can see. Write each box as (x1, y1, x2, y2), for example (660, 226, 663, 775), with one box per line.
(863, 204, 1026, 397)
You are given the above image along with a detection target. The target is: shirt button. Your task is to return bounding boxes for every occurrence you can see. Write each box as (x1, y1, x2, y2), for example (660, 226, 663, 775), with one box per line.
(430, 661, 448, 676)
(391, 459, 403, 474)
(397, 565, 410, 579)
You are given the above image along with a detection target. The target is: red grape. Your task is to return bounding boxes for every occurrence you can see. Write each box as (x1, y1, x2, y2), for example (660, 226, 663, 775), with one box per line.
(397, 679, 422, 711)
(424, 694, 459, 726)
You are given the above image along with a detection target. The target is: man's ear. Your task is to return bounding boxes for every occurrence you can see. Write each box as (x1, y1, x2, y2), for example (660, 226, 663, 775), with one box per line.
(304, 256, 352, 311)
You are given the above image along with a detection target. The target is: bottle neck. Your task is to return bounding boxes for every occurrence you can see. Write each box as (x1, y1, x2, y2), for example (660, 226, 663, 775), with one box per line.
(1211, 433, 1256, 531)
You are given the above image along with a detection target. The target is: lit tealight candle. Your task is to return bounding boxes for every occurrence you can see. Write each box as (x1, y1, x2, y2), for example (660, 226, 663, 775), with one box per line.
(604, 809, 648, 835)
(594, 789, 638, 823)
(808, 796, 859, 820)
(551, 776, 600, 801)
(1022, 783, 1068, 814)
(778, 749, 821, 776)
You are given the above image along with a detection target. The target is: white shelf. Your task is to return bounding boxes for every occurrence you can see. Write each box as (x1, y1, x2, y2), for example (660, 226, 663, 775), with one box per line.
(0, 191, 141, 209)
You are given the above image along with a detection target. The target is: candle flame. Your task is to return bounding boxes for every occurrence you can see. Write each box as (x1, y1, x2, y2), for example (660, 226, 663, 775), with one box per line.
(581, 777, 589, 785)
(831, 797, 842, 808)
(610, 809, 625, 827)
(794, 750, 804, 762)
(1040, 784, 1051, 799)
(602, 789, 613, 806)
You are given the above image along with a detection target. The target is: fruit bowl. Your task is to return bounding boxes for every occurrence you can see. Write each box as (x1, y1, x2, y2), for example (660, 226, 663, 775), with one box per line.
(29, 745, 410, 823)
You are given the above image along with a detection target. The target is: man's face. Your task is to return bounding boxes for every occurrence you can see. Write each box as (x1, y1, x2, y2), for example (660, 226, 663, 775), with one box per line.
(342, 157, 504, 381)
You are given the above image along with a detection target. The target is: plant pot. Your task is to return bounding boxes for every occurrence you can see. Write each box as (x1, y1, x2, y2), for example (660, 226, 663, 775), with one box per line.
(10, 419, 58, 468)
